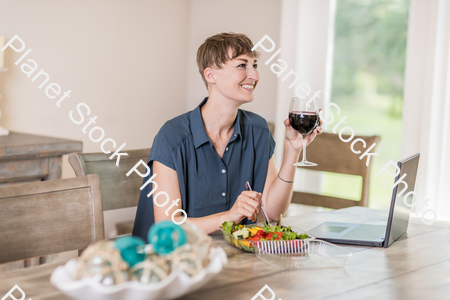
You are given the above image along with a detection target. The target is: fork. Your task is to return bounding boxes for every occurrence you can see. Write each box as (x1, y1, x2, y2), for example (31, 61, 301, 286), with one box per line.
(245, 181, 271, 226)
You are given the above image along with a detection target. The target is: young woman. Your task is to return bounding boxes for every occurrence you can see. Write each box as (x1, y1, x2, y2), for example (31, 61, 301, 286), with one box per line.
(132, 32, 323, 241)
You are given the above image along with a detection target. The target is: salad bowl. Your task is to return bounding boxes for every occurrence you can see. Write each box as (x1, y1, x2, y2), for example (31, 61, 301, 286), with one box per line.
(220, 221, 313, 253)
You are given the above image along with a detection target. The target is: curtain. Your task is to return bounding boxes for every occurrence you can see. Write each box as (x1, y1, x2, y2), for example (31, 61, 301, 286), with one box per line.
(402, 0, 450, 221)
(274, 0, 336, 194)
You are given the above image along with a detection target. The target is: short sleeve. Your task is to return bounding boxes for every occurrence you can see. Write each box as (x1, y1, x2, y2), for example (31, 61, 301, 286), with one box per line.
(148, 130, 175, 170)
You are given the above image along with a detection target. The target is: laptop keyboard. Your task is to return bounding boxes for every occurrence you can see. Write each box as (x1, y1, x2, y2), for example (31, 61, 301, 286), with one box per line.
(341, 224, 386, 240)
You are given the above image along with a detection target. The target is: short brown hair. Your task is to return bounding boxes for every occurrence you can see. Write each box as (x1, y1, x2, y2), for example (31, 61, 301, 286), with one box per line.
(196, 32, 260, 88)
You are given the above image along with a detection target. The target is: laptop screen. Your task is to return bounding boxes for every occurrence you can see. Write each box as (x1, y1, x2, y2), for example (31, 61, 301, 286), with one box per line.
(385, 153, 420, 247)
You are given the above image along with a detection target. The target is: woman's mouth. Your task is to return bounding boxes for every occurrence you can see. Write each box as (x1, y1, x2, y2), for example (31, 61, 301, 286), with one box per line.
(241, 84, 255, 92)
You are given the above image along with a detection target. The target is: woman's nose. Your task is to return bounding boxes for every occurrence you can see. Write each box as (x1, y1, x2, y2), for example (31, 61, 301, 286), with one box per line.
(248, 67, 259, 81)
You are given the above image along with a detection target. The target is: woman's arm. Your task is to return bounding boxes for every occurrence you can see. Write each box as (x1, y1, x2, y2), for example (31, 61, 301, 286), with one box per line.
(260, 143, 300, 220)
(261, 117, 323, 221)
(153, 161, 262, 234)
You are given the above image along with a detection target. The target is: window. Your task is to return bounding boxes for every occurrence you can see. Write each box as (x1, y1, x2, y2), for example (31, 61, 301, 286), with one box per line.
(321, 0, 410, 209)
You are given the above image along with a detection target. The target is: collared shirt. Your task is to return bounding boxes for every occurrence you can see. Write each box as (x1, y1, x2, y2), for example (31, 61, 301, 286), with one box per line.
(132, 97, 275, 242)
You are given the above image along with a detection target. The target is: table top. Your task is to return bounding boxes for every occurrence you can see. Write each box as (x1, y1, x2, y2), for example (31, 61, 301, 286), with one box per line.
(0, 131, 82, 160)
(1, 207, 449, 300)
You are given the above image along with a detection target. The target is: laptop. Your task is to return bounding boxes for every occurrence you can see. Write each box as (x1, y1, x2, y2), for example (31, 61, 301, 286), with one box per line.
(307, 153, 420, 247)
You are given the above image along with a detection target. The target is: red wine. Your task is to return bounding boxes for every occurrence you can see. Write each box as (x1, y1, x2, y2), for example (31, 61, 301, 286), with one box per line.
(289, 111, 319, 135)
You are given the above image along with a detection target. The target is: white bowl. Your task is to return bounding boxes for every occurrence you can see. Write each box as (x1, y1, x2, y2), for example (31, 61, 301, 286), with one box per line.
(50, 247, 227, 300)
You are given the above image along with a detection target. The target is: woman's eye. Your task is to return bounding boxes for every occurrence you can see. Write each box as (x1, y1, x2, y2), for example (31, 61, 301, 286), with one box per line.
(238, 63, 246, 68)
(253, 64, 258, 69)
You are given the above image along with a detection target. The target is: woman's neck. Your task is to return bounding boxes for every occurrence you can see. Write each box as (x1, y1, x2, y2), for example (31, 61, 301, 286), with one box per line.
(200, 93, 240, 139)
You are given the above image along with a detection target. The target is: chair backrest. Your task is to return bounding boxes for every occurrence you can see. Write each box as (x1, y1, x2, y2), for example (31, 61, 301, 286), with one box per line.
(68, 148, 151, 211)
(292, 132, 380, 209)
(268, 122, 275, 135)
(0, 175, 104, 264)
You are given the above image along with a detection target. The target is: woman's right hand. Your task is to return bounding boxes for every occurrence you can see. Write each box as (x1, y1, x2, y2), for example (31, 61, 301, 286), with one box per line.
(224, 191, 263, 223)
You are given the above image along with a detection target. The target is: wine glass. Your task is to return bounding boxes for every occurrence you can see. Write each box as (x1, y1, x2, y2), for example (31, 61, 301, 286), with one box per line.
(289, 97, 320, 167)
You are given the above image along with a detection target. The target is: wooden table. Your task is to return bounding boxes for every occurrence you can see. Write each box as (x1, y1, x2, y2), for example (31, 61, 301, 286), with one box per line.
(1, 207, 449, 300)
(0, 131, 82, 185)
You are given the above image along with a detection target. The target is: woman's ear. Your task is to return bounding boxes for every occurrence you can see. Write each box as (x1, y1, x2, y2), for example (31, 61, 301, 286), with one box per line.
(204, 68, 216, 84)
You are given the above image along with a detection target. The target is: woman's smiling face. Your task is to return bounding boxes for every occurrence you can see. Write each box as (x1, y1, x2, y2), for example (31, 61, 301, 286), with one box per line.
(207, 50, 260, 103)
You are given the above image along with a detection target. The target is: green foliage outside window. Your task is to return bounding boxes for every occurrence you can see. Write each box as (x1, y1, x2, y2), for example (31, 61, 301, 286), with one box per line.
(332, 0, 409, 117)
(322, 0, 410, 209)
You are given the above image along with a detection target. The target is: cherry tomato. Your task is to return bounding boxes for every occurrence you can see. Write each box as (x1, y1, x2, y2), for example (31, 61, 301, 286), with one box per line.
(255, 230, 266, 237)
(266, 232, 283, 240)
(248, 236, 262, 241)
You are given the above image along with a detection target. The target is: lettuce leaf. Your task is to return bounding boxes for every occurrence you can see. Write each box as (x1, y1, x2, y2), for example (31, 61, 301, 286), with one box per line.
(281, 226, 292, 232)
(262, 223, 283, 233)
(222, 221, 235, 233)
(297, 233, 309, 239)
(282, 231, 297, 240)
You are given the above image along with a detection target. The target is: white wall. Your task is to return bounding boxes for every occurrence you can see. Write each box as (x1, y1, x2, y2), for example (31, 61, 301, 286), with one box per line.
(0, 0, 190, 150)
(185, 0, 281, 122)
(0, 0, 190, 237)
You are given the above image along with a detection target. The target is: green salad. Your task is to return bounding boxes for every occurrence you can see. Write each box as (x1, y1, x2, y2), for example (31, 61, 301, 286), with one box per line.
(221, 221, 310, 252)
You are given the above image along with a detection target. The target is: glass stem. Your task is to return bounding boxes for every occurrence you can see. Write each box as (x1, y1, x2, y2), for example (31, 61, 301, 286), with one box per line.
(302, 135, 307, 162)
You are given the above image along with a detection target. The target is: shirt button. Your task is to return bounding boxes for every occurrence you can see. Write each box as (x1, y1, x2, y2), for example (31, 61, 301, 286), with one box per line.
(222, 192, 226, 197)
(226, 147, 229, 151)
(222, 169, 226, 173)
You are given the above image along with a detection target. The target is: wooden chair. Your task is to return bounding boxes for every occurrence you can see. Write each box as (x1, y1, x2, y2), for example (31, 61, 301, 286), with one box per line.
(69, 148, 151, 235)
(268, 122, 275, 135)
(0, 175, 104, 265)
(292, 132, 380, 209)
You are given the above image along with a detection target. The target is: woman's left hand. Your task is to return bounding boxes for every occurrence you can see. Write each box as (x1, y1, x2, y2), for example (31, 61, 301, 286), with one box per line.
(284, 108, 324, 152)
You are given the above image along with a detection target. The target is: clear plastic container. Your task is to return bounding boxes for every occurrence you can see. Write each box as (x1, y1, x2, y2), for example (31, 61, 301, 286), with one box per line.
(255, 239, 352, 269)
(221, 228, 313, 253)
(222, 230, 257, 252)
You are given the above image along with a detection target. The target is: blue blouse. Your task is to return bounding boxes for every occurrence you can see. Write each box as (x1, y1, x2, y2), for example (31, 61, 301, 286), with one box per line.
(132, 97, 275, 242)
